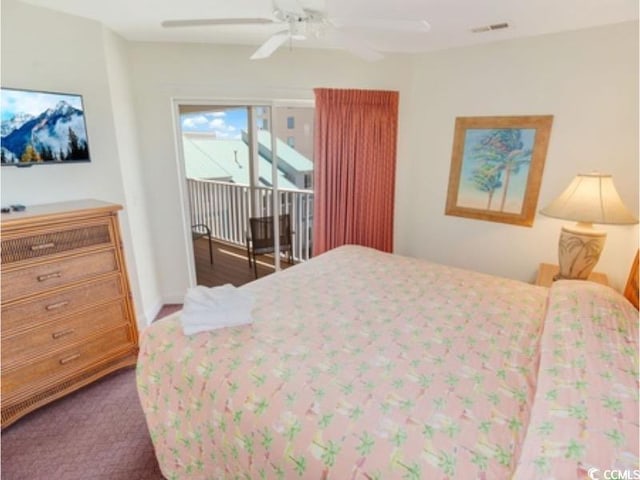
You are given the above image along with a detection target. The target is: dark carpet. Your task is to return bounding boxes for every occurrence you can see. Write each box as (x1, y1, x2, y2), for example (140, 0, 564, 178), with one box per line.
(1, 305, 183, 480)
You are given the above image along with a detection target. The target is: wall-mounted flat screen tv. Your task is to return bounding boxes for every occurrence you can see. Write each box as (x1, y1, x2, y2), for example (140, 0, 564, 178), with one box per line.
(1, 87, 91, 166)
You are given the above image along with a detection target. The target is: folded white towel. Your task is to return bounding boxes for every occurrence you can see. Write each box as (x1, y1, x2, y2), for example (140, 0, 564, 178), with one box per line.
(180, 284, 255, 335)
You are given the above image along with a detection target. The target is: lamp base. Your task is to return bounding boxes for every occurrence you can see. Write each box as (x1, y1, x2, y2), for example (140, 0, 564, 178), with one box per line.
(556, 223, 606, 280)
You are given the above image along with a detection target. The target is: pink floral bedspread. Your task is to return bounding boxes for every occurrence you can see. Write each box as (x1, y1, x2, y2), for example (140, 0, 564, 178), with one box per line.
(513, 281, 639, 479)
(136, 246, 636, 479)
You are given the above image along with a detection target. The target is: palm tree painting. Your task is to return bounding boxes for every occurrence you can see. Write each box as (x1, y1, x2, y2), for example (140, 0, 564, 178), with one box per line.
(462, 128, 535, 213)
(446, 116, 553, 227)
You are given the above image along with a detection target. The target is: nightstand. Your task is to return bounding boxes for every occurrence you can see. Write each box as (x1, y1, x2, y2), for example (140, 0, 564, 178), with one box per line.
(535, 263, 609, 287)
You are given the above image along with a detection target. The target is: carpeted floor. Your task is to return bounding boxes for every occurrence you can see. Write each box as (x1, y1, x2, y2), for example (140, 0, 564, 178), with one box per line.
(1, 368, 163, 480)
(1, 305, 182, 480)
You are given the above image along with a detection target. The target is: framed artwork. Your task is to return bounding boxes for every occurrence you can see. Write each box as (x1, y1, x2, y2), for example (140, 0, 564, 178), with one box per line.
(445, 115, 553, 227)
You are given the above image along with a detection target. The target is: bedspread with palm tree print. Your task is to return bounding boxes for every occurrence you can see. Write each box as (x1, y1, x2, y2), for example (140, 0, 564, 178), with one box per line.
(137, 245, 586, 479)
(513, 281, 638, 479)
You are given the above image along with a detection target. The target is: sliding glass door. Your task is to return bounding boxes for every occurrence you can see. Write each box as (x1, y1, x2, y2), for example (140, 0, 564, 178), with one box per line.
(177, 101, 314, 286)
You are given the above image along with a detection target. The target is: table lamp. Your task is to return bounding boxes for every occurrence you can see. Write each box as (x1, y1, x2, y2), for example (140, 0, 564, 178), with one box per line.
(540, 173, 638, 280)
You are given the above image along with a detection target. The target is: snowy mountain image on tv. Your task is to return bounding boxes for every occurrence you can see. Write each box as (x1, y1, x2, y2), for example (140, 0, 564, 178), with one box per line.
(1, 88, 90, 165)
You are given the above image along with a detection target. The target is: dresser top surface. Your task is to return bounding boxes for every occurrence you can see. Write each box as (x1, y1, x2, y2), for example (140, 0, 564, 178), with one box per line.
(1, 199, 122, 228)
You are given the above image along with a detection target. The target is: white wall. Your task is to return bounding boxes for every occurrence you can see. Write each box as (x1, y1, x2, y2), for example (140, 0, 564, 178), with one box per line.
(101, 28, 162, 323)
(126, 42, 413, 301)
(1, 0, 125, 205)
(395, 22, 639, 290)
(0, 0, 162, 325)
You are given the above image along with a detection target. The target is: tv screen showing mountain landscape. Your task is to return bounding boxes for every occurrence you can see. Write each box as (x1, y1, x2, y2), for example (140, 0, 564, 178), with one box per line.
(1, 87, 90, 166)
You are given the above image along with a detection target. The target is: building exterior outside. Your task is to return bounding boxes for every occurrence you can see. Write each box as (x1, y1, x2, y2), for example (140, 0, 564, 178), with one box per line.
(255, 106, 314, 181)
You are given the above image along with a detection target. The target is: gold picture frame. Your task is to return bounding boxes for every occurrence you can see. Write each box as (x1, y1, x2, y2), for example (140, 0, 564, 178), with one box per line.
(445, 115, 553, 227)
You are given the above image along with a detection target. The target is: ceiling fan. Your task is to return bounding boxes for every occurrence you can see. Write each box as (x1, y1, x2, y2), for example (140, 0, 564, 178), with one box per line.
(161, 0, 430, 61)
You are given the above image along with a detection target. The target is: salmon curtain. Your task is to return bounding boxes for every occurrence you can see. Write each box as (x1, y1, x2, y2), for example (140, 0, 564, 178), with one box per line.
(312, 88, 399, 256)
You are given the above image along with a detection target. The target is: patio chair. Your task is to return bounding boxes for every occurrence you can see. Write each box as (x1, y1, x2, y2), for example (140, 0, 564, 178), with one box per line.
(246, 214, 293, 278)
(191, 223, 213, 265)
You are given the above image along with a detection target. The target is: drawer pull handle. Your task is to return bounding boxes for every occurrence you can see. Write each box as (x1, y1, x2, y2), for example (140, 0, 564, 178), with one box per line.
(46, 301, 69, 311)
(37, 272, 62, 282)
(52, 328, 75, 339)
(31, 242, 56, 251)
(59, 353, 80, 365)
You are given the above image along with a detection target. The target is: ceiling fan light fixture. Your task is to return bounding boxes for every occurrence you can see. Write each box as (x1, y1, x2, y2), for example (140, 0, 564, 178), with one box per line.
(164, 0, 431, 61)
(289, 21, 307, 40)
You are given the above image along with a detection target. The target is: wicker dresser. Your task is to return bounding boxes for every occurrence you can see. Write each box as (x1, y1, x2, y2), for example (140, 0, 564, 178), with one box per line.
(1, 200, 138, 427)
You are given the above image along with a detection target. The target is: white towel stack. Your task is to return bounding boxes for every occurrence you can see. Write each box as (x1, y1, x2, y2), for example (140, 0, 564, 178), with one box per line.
(180, 284, 255, 335)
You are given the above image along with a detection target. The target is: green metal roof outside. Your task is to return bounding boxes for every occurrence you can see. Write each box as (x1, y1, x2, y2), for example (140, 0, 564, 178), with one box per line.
(256, 130, 314, 172)
(182, 134, 299, 189)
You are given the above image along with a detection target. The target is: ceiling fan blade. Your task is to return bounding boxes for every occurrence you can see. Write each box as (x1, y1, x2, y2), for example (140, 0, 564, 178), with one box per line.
(162, 18, 275, 28)
(324, 29, 384, 62)
(273, 0, 306, 17)
(250, 30, 290, 60)
(329, 18, 431, 33)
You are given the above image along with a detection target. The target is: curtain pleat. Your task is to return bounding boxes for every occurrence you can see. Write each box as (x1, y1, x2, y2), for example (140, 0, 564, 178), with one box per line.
(312, 88, 399, 256)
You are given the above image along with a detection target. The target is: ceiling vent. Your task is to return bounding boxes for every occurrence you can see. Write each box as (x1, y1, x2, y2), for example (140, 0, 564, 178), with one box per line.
(471, 22, 509, 33)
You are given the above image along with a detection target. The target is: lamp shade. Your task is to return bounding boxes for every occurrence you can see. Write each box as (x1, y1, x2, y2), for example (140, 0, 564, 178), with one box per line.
(540, 173, 638, 281)
(540, 173, 638, 225)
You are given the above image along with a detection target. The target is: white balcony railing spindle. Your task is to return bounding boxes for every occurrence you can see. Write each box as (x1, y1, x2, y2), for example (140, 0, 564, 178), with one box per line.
(187, 178, 313, 263)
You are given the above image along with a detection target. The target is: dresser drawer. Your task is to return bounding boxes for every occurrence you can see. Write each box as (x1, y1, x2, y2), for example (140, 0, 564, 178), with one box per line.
(1, 275, 124, 334)
(1, 325, 134, 398)
(2, 249, 118, 303)
(2, 301, 129, 370)
(1, 222, 113, 265)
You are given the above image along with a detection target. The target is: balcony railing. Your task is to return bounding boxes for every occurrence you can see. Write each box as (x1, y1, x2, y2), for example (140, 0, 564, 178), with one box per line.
(187, 178, 314, 263)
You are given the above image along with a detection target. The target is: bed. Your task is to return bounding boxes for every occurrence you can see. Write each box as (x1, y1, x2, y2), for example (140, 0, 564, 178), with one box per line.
(136, 245, 638, 479)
